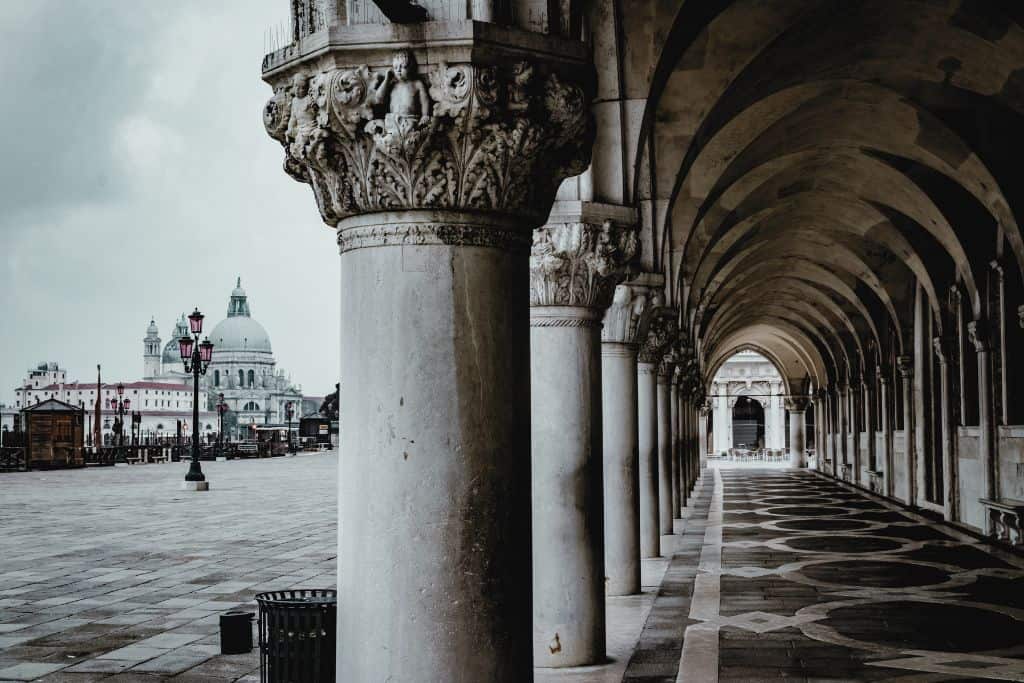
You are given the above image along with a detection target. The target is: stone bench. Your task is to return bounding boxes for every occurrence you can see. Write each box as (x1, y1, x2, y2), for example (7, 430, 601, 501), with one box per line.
(980, 498, 1024, 546)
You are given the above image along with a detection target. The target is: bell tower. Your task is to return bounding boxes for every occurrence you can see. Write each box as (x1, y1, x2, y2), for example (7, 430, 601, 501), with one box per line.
(143, 318, 162, 378)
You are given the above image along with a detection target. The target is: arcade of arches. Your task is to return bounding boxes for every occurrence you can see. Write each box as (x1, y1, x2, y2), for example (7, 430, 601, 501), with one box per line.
(262, 1, 1024, 680)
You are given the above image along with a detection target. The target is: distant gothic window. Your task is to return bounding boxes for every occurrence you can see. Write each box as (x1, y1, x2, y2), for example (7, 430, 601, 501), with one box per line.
(239, 370, 245, 386)
(243, 401, 260, 411)
(248, 370, 255, 387)
(214, 370, 220, 387)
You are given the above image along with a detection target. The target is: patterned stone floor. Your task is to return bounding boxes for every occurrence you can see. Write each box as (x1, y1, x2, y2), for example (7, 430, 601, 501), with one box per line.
(672, 466, 1024, 682)
(3, 457, 1023, 681)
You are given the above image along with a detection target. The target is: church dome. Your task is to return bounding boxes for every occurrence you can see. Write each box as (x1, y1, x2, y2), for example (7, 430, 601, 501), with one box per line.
(161, 314, 191, 366)
(208, 278, 273, 354)
(209, 316, 273, 353)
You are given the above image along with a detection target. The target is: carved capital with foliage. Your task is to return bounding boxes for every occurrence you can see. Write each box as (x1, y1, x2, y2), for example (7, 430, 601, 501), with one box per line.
(264, 51, 593, 230)
(529, 221, 637, 309)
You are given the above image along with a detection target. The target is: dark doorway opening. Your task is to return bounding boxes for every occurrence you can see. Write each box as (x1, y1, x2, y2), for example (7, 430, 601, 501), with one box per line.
(732, 396, 765, 449)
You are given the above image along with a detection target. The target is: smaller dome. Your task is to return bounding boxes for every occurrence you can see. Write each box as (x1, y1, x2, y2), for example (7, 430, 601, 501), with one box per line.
(146, 319, 159, 337)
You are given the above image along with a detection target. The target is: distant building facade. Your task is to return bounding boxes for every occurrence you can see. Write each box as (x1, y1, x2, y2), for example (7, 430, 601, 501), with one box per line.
(143, 279, 304, 437)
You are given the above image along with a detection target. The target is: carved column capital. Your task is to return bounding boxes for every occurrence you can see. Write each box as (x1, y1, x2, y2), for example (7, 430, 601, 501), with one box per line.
(637, 306, 675, 364)
(785, 397, 810, 412)
(601, 282, 659, 345)
(896, 355, 914, 379)
(529, 220, 637, 309)
(263, 38, 594, 239)
(1018, 304, 1024, 330)
(967, 320, 989, 352)
(932, 336, 953, 365)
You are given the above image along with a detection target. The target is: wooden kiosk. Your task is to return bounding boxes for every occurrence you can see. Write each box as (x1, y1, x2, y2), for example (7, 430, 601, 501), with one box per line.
(22, 398, 85, 469)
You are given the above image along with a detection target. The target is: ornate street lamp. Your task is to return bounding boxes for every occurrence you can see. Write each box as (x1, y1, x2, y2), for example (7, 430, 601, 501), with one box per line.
(113, 383, 131, 451)
(217, 393, 227, 458)
(285, 401, 295, 454)
(179, 308, 214, 490)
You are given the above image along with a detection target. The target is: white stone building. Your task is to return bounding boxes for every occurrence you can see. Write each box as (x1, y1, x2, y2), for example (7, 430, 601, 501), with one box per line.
(709, 350, 787, 453)
(143, 279, 304, 437)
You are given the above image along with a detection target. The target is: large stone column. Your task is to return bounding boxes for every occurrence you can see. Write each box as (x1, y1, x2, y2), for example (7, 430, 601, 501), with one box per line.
(638, 308, 672, 557)
(531, 212, 636, 667)
(968, 321, 997, 530)
(657, 355, 676, 535)
(933, 337, 957, 522)
(600, 281, 655, 596)
(786, 398, 808, 467)
(262, 33, 593, 681)
(897, 355, 916, 506)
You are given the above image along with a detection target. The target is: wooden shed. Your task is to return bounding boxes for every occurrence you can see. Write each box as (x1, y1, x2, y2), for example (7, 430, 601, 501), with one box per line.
(22, 398, 85, 469)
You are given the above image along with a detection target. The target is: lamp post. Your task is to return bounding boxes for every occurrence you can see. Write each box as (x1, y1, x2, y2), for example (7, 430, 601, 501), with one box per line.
(217, 393, 227, 458)
(285, 402, 295, 454)
(113, 383, 131, 453)
(179, 308, 214, 491)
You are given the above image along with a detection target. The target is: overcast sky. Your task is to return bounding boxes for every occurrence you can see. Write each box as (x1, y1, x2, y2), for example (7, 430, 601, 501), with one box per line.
(0, 1, 340, 400)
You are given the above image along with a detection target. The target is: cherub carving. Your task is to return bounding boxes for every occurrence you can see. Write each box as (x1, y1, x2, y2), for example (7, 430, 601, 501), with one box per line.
(286, 72, 320, 160)
(509, 61, 535, 112)
(371, 50, 432, 127)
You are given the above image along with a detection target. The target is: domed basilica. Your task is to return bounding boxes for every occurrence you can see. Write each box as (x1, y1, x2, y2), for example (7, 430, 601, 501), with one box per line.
(143, 278, 303, 434)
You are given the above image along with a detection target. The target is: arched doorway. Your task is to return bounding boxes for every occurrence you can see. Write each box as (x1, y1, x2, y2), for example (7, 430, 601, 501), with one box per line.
(732, 396, 765, 449)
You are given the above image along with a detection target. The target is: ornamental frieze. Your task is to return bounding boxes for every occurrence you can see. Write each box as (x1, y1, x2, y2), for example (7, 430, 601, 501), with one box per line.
(264, 50, 593, 227)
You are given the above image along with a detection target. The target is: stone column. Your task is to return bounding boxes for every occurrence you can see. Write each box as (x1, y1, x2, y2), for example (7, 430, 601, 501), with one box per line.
(601, 282, 657, 595)
(698, 403, 709, 473)
(669, 374, 681, 520)
(933, 337, 957, 522)
(815, 392, 826, 469)
(865, 377, 877, 475)
(262, 38, 593, 682)
(830, 387, 841, 477)
(968, 321, 997, 529)
(637, 308, 670, 558)
(786, 398, 808, 467)
(897, 355, 916, 506)
(531, 214, 636, 666)
(657, 356, 676, 535)
(879, 368, 893, 498)
(850, 376, 861, 485)
(837, 384, 848, 474)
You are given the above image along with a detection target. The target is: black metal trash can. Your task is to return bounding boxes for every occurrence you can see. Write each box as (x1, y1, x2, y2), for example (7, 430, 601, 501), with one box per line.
(256, 589, 336, 683)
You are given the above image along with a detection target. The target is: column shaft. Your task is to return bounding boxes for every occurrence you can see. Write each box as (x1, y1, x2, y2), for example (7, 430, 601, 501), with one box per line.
(880, 377, 893, 498)
(638, 363, 660, 558)
(898, 356, 916, 507)
(789, 410, 806, 466)
(933, 340, 956, 522)
(337, 214, 531, 682)
(670, 381, 680, 520)
(532, 308, 605, 666)
(601, 342, 640, 596)
(657, 376, 674, 534)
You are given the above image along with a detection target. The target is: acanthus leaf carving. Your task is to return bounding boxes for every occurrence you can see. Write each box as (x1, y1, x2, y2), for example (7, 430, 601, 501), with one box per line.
(264, 51, 593, 231)
(529, 221, 638, 309)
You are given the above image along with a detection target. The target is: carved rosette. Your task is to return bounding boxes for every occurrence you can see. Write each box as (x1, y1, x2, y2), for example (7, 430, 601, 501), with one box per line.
(529, 221, 638, 309)
(637, 308, 675, 365)
(263, 57, 593, 236)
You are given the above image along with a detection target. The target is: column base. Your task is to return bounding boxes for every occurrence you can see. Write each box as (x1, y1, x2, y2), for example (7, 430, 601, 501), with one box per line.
(181, 481, 210, 491)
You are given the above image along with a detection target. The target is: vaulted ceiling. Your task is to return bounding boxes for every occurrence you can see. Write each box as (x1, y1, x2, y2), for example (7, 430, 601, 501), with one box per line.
(613, 0, 1024, 391)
